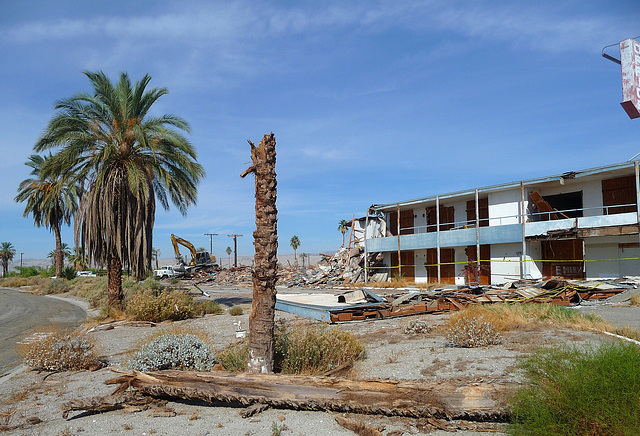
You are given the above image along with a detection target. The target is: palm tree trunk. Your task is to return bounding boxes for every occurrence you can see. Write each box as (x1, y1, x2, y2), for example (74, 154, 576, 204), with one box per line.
(53, 224, 64, 278)
(241, 133, 278, 374)
(107, 254, 123, 308)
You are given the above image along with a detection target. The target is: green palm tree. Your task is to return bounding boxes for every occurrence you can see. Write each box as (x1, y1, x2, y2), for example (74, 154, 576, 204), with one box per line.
(34, 71, 205, 307)
(15, 154, 79, 278)
(47, 242, 72, 265)
(337, 219, 350, 247)
(290, 235, 300, 265)
(0, 242, 16, 277)
(69, 246, 87, 271)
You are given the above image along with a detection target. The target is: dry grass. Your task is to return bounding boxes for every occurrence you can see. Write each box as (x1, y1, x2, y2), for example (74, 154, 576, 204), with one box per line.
(0, 276, 50, 292)
(444, 303, 640, 342)
(125, 289, 195, 322)
(630, 293, 640, 306)
(15, 327, 98, 371)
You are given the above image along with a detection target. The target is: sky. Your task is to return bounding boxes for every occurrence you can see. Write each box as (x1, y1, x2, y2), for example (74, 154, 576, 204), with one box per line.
(1, 0, 640, 264)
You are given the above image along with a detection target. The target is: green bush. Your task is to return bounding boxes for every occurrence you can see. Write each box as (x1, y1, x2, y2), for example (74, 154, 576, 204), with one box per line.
(509, 342, 640, 435)
(125, 289, 195, 322)
(14, 266, 45, 278)
(60, 266, 77, 280)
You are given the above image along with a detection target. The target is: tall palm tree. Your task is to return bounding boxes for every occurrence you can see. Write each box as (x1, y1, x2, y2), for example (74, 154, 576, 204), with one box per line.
(337, 219, 349, 247)
(290, 235, 300, 265)
(34, 71, 204, 307)
(15, 154, 79, 278)
(0, 242, 16, 277)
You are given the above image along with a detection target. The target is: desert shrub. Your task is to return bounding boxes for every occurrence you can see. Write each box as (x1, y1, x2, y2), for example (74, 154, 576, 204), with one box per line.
(128, 333, 216, 372)
(404, 319, 432, 334)
(16, 329, 98, 371)
(275, 324, 365, 374)
(509, 342, 640, 435)
(125, 289, 195, 322)
(194, 300, 224, 315)
(217, 324, 365, 375)
(217, 340, 249, 372)
(229, 306, 244, 316)
(71, 276, 108, 308)
(42, 278, 72, 295)
(446, 315, 501, 348)
(0, 276, 30, 288)
(631, 293, 640, 306)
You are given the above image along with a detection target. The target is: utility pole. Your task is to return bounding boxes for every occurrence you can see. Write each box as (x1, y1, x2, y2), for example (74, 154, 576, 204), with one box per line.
(228, 234, 243, 267)
(20, 253, 23, 269)
(204, 233, 218, 255)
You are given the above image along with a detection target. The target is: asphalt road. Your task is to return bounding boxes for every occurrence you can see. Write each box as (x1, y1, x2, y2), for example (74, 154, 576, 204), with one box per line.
(0, 287, 86, 375)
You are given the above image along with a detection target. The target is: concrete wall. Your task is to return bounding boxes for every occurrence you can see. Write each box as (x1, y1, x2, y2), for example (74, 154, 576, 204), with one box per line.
(488, 189, 522, 226)
(585, 235, 640, 279)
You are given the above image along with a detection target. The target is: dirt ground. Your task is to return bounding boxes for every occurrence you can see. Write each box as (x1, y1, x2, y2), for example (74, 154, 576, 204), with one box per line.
(0, 284, 630, 436)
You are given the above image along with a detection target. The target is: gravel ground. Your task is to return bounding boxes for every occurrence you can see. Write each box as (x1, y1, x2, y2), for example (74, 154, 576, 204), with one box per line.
(0, 285, 631, 436)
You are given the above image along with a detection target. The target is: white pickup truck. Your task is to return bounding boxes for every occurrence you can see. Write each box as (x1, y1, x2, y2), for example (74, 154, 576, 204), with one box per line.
(153, 265, 176, 279)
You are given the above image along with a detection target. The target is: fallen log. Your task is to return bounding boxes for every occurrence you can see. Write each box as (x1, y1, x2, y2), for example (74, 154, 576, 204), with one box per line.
(66, 370, 513, 422)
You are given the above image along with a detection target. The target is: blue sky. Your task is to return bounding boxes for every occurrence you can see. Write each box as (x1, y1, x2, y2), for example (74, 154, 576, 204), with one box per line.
(1, 1, 639, 262)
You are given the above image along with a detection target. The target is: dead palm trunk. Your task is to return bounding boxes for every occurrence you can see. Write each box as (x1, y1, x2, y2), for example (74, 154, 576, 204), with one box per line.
(241, 133, 278, 374)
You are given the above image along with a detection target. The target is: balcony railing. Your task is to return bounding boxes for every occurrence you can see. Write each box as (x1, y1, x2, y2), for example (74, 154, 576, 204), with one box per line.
(389, 203, 638, 237)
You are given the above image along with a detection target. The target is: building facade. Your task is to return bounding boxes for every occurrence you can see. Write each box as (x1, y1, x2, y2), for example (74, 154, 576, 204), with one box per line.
(365, 161, 640, 284)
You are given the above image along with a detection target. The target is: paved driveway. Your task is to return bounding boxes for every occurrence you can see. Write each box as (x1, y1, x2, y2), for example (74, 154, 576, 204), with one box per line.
(0, 287, 86, 375)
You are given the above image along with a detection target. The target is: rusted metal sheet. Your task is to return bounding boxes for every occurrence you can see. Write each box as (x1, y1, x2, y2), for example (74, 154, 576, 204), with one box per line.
(620, 38, 640, 119)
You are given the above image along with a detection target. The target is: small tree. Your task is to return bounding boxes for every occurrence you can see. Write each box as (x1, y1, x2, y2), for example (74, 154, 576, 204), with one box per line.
(290, 235, 300, 265)
(0, 242, 16, 277)
(337, 219, 349, 247)
(225, 246, 232, 268)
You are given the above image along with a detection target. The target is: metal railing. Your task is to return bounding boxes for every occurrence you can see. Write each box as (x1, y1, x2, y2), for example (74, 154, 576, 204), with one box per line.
(389, 203, 638, 236)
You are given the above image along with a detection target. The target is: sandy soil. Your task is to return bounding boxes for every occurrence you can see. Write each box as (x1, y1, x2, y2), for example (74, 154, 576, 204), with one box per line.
(0, 285, 624, 436)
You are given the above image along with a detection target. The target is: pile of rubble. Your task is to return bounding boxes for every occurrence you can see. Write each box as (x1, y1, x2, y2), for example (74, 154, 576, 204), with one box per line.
(276, 277, 640, 323)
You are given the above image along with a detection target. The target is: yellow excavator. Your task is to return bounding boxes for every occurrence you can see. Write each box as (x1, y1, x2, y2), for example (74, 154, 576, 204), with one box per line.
(170, 234, 217, 272)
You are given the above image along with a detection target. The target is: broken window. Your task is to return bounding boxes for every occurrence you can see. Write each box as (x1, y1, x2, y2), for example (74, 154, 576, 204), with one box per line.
(602, 175, 637, 215)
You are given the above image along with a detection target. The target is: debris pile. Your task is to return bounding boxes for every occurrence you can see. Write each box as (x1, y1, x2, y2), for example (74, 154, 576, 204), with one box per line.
(276, 277, 638, 323)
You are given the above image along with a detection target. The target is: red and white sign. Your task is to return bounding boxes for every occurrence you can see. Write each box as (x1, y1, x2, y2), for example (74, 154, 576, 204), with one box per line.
(620, 38, 640, 119)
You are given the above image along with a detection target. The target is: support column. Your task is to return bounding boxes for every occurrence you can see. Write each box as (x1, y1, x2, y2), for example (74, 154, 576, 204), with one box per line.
(475, 188, 480, 279)
(436, 196, 441, 283)
(364, 209, 370, 284)
(635, 162, 640, 247)
(396, 203, 401, 279)
(521, 181, 527, 279)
